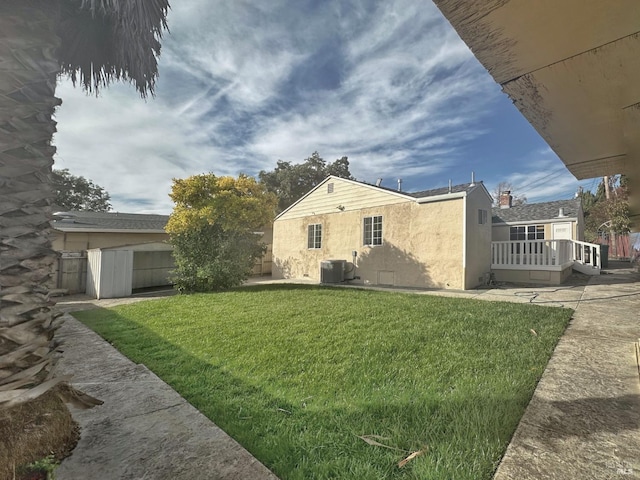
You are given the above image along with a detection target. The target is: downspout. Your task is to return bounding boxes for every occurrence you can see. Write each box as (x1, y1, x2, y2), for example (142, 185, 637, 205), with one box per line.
(462, 195, 467, 290)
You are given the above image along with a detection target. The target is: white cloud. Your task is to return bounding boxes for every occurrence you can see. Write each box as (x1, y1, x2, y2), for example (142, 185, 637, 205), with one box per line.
(53, 82, 233, 213)
(52, 0, 525, 214)
(245, 2, 496, 176)
(486, 148, 581, 203)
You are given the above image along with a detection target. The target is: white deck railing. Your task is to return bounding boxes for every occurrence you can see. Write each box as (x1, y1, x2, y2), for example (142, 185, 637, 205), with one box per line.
(571, 240, 602, 274)
(491, 239, 601, 273)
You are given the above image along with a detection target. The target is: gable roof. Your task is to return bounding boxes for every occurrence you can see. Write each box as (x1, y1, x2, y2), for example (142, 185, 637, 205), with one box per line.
(275, 176, 415, 219)
(492, 198, 582, 225)
(51, 211, 169, 233)
(276, 176, 491, 219)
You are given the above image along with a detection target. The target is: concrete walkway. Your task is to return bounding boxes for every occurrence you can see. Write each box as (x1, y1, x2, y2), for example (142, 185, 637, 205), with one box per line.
(494, 263, 640, 479)
(54, 306, 278, 479)
(53, 264, 640, 479)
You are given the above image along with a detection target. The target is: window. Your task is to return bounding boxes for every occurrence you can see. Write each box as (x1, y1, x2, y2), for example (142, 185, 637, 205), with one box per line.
(363, 215, 382, 246)
(478, 209, 488, 224)
(327, 183, 334, 193)
(307, 224, 322, 249)
(509, 225, 544, 241)
(510, 225, 544, 254)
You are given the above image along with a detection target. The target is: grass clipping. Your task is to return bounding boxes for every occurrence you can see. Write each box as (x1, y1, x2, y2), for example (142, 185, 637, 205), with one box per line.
(357, 435, 426, 468)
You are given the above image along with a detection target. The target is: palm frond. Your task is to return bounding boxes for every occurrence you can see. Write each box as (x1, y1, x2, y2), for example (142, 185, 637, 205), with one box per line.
(58, 0, 170, 97)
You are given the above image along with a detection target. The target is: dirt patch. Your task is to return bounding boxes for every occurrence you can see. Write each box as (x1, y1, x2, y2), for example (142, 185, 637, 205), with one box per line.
(0, 385, 79, 479)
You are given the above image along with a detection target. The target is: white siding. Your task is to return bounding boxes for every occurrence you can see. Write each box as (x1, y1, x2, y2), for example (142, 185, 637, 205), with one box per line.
(86, 248, 133, 299)
(85, 249, 101, 299)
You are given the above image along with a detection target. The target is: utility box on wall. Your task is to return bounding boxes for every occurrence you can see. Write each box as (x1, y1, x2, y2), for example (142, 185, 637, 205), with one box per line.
(320, 260, 346, 283)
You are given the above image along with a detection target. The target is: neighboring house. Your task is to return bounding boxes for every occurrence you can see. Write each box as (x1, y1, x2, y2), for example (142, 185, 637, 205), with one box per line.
(491, 192, 584, 243)
(272, 176, 493, 290)
(51, 211, 170, 252)
(490, 193, 595, 284)
(51, 211, 172, 295)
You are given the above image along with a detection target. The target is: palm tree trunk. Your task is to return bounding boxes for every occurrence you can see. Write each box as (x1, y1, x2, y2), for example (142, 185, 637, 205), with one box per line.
(0, 0, 98, 409)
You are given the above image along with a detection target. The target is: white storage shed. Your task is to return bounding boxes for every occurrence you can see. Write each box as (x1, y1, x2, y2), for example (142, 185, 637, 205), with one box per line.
(86, 242, 174, 299)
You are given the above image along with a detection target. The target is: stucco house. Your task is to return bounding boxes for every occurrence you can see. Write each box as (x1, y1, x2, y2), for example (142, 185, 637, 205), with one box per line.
(490, 193, 597, 284)
(272, 176, 493, 290)
(51, 211, 170, 252)
(492, 192, 584, 243)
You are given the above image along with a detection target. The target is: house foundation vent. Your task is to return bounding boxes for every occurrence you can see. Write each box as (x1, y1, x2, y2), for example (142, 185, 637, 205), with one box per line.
(320, 260, 346, 283)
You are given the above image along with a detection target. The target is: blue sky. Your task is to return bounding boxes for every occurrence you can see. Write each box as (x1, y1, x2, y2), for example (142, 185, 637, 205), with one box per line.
(52, 0, 593, 214)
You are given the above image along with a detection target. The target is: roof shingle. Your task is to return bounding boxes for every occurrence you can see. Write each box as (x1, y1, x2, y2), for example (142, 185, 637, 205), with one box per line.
(492, 198, 581, 224)
(51, 211, 169, 232)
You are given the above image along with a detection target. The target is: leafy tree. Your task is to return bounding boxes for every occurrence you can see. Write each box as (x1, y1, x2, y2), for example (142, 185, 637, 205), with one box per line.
(583, 175, 630, 242)
(52, 168, 112, 212)
(492, 181, 527, 207)
(259, 151, 354, 212)
(0, 2, 169, 464)
(577, 187, 598, 213)
(166, 174, 277, 293)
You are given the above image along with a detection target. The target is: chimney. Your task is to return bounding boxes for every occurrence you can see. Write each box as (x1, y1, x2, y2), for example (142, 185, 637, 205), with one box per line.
(558, 208, 565, 217)
(470, 172, 476, 187)
(448, 179, 452, 193)
(397, 178, 402, 192)
(499, 191, 513, 209)
(375, 178, 382, 187)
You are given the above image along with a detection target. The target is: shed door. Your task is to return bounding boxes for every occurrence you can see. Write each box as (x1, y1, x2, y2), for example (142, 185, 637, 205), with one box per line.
(99, 250, 133, 299)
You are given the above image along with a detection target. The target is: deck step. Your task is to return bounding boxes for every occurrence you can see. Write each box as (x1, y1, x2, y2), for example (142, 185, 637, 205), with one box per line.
(572, 262, 601, 275)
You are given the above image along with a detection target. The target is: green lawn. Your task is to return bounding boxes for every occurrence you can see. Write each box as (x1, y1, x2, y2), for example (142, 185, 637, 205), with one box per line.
(73, 285, 572, 480)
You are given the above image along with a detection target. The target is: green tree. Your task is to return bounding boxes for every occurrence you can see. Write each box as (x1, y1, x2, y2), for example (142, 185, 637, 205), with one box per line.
(259, 151, 354, 212)
(166, 174, 277, 293)
(577, 187, 598, 213)
(583, 175, 630, 242)
(52, 168, 112, 211)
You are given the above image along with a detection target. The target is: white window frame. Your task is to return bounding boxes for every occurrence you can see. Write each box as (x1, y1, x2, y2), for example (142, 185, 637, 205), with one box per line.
(510, 224, 544, 254)
(509, 224, 544, 241)
(307, 224, 322, 249)
(363, 215, 383, 246)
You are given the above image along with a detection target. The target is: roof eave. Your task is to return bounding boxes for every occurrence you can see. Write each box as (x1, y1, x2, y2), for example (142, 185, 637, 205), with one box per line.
(52, 227, 167, 234)
(415, 191, 467, 204)
(492, 217, 578, 226)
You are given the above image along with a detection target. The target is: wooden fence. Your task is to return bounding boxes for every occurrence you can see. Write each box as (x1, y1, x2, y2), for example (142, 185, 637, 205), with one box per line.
(57, 255, 87, 294)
